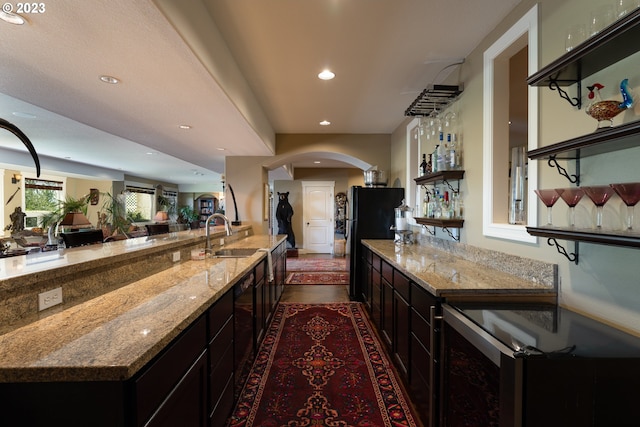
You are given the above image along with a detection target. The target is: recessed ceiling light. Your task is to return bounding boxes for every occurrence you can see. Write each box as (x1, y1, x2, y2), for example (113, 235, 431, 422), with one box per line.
(99, 75, 120, 84)
(12, 112, 36, 119)
(314, 161, 321, 164)
(178, 124, 192, 130)
(319, 120, 331, 126)
(318, 69, 335, 80)
(216, 147, 226, 151)
(0, 11, 25, 25)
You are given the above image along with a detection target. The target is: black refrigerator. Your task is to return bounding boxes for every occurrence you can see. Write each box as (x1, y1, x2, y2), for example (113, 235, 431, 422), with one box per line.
(347, 186, 404, 300)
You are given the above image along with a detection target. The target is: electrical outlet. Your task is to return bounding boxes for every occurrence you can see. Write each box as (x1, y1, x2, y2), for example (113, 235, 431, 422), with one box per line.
(172, 251, 180, 262)
(245, 230, 249, 236)
(38, 287, 63, 311)
(219, 238, 225, 246)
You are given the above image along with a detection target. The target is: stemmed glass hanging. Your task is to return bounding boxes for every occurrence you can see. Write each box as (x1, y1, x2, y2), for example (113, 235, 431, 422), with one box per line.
(534, 189, 560, 225)
(610, 182, 640, 230)
(583, 186, 615, 228)
(555, 188, 584, 227)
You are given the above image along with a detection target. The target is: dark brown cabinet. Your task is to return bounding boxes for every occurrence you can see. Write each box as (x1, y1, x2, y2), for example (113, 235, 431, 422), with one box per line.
(393, 270, 411, 377)
(0, 240, 288, 427)
(134, 316, 208, 427)
(381, 267, 394, 349)
(409, 282, 440, 427)
(360, 243, 441, 427)
(207, 289, 234, 425)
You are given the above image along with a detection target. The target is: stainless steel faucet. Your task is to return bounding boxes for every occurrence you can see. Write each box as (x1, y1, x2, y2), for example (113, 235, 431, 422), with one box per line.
(205, 213, 233, 254)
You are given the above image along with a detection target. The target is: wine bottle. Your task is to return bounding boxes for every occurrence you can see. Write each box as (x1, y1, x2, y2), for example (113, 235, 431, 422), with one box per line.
(419, 153, 427, 176)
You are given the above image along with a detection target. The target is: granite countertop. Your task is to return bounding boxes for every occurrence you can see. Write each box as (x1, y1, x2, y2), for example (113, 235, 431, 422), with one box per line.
(363, 240, 557, 300)
(0, 234, 285, 383)
(0, 226, 247, 284)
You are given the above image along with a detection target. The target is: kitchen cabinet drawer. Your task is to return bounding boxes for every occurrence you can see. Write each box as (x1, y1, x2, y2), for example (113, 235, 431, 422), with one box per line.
(411, 309, 432, 354)
(381, 260, 393, 284)
(144, 350, 208, 427)
(209, 340, 234, 414)
(209, 373, 235, 427)
(135, 316, 207, 426)
(410, 333, 433, 426)
(371, 253, 381, 272)
(208, 290, 233, 342)
(411, 283, 437, 323)
(208, 317, 233, 372)
(393, 270, 410, 302)
(255, 259, 266, 283)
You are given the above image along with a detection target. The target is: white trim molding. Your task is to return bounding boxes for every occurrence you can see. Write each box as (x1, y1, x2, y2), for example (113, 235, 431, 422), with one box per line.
(483, 4, 539, 243)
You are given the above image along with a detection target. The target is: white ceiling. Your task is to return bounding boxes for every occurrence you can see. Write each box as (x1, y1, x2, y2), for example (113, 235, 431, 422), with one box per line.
(0, 0, 522, 187)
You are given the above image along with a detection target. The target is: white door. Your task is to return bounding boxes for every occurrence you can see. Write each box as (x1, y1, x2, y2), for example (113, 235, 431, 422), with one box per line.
(302, 181, 334, 253)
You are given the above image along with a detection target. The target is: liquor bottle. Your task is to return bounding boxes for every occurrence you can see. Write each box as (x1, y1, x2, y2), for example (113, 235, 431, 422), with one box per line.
(448, 133, 457, 170)
(436, 144, 446, 172)
(432, 145, 439, 173)
(419, 153, 427, 176)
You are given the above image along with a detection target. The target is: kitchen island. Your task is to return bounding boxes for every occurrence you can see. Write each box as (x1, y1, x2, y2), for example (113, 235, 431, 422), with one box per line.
(0, 232, 287, 427)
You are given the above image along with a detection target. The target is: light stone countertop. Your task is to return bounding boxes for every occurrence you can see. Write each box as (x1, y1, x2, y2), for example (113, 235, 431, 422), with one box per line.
(0, 234, 285, 383)
(0, 227, 228, 284)
(363, 240, 557, 299)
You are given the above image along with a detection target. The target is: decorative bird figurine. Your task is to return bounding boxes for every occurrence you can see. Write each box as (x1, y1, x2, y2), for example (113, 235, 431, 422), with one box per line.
(586, 79, 633, 130)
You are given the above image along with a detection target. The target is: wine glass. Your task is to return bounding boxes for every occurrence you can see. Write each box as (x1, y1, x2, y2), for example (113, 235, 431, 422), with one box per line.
(534, 189, 560, 225)
(610, 182, 640, 230)
(583, 186, 616, 228)
(555, 188, 585, 227)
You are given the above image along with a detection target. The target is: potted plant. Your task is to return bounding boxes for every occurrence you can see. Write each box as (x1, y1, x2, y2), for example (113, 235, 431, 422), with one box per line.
(40, 194, 91, 230)
(179, 205, 200, 229)
(99, 192, 132, 238)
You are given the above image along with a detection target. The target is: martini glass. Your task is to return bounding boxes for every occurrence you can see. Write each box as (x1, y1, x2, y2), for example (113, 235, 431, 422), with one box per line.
(555, 188, 584, 227)
(534, 189, 560, 225)
(610, 182, 640, 230)
(583, 186, 615, 229)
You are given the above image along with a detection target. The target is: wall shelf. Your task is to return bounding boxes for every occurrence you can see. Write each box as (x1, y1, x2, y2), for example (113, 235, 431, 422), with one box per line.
(528, 120, 640, 160)
(527, 226, 640, 248)
(404, 84, 463, 117)
(527, 8, 640, 108)
(526, 8, 640, 262)
(414, 170, 465, 185)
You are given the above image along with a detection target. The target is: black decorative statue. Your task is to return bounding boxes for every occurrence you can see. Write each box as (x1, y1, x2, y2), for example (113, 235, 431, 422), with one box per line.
(276, 192, 295, 248)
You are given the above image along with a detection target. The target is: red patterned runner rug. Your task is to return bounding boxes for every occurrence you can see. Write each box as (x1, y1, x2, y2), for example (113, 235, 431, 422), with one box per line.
(285, 271, 349, 285)
(227, 302, 418, 427)
(286, 257, 347, 272)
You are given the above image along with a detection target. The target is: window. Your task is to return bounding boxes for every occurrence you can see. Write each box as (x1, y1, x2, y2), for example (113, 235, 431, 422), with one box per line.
(125, 185, 154, 222)
(24, 177, 64, 228)
(482, 4, 538, 243)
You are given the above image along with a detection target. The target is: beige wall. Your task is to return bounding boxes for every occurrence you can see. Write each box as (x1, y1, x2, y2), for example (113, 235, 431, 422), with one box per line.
(273, 168, 359, 247)
(225, 156, 271, 235)
(2, 169, 113, 231)
(274, 134, 392, 171)
(390, 0, 640, 334)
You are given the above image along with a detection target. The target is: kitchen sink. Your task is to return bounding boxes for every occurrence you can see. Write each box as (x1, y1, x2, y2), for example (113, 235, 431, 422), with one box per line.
(213, 248, 260, 258)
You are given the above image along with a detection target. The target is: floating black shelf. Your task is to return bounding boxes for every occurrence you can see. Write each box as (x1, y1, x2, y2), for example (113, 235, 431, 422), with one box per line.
(415, 217, 464, 228)
(527, 226, 640, 248)
(527, 120, 640, 160)
(528, 9, 640, 88)
(414, 170, 465, 185)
